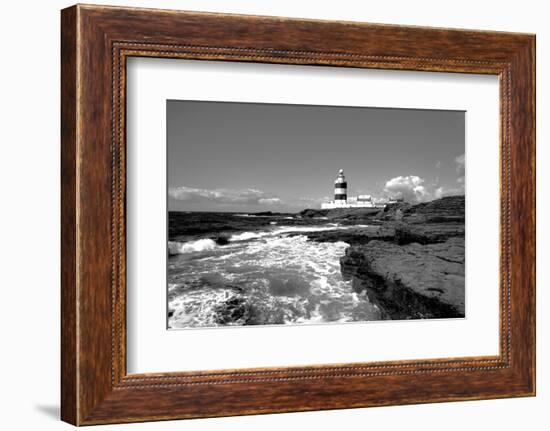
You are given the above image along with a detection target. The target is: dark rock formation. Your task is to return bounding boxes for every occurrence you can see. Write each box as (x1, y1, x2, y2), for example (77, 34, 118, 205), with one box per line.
(374, 202, 413, 221)
(251, 211, 295, 217)
(300, 196, 464, 225)
(298, 208, 330, 218)
(251, 211, 277, 216)
(376, 195, 465, 224)
(299, 207, 380, 220)
(404, 195, 465, 222)
(340, 238, 465, 319)
(295, 225, 396, 246)
(213, 295, 250, 325)
(394, 222, 465, 245)
(213, 235, 230, 245)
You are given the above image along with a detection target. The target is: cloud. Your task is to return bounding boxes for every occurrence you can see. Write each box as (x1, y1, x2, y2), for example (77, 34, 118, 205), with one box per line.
(455, 153, 465, 175)
(169, 186, 282, 206)
(384, 175, 465, 203)
(382, 155, 466, 204)
(383, 175, 430, 203)
(298, 196, 328, 204)
(433, 154, 466, 199)
(258, 197, 282, 205)
(453, 153, 466, 188)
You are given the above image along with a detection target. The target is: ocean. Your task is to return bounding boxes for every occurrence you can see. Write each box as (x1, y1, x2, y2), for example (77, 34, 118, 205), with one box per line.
(167, 211, 381, 329)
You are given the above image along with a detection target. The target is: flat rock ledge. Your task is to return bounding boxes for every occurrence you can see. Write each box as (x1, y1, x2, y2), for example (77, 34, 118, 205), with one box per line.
(340, 237, 465, 320)
(296, 225, 396, 246)
(297, 223, 464, 246)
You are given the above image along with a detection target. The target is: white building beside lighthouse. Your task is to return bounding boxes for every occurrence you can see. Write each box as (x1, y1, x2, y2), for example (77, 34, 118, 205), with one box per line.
(321, 169, 392, 209)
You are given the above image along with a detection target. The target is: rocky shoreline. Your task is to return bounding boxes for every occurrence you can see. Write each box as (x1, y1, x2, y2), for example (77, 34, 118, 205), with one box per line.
(300, 195, 465, 320)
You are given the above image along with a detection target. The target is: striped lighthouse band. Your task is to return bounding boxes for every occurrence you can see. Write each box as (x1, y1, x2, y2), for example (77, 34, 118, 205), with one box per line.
(334, 187, 347, 199)
(334, 168, 347, 200)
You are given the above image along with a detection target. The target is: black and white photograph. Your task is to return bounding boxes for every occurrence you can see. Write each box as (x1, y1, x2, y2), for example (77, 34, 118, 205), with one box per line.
(167, 101, 466, 329)
(0, 0, 541, 428)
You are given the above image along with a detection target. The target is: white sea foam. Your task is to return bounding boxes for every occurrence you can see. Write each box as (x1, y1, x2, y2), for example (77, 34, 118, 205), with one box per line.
(229, 231, 268, 241)
(229, 224, 350, 242)
(274, 225, 342, 234)
(169, 287, 242, 328)
(168, 238, 217, 254)
(168, 222, 380, 328)
(229, 225, 345, 244)
(169, 223, 369, 255)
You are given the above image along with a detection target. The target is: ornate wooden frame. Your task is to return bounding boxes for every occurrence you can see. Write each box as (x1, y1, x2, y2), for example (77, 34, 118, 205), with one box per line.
(61, 4, 536, 425)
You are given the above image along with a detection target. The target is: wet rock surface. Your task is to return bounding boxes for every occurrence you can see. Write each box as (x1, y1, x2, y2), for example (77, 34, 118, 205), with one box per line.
(340, 238, 465, 319)
(213, 296, 250, 325)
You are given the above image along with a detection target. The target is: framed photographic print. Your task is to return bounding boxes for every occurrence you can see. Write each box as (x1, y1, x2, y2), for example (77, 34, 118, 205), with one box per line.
(61, 4, 535, 425)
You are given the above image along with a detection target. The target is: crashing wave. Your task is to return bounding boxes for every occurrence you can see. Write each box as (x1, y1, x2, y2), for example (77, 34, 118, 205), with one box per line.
(169, 223, 369, 256)
(168, 238, 217, 254)
(167, 234, 374, 328)
(275, 225, 341, 234)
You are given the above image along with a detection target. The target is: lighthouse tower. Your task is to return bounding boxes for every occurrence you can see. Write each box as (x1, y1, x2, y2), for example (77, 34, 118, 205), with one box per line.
(321, 169, 382, 209)
(334, 169, 347, 202)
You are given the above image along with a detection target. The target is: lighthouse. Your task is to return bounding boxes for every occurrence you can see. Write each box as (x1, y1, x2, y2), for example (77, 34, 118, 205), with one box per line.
(321, 169, 384, 209)
(334, 169, 347, 202)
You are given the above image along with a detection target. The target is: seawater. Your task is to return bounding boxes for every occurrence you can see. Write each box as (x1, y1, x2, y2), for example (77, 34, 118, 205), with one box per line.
(167, 215, 379, 328)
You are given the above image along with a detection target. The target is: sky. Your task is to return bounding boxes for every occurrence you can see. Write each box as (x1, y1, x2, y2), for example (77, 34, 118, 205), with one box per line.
(167, 100, 465, 212)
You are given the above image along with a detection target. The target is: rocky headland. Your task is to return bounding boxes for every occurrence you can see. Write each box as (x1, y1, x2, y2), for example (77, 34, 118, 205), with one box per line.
(300, 195, 465, 320)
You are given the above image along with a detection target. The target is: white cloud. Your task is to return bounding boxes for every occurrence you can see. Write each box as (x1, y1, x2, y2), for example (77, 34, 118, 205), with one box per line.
(453, 153, 466, 187)
(258, 197, 282, 205)
(382, 154, 466, 204)
(383, 175, 430, 203)
(169, 186, 282, 206)
(298, 196, 327, 204)
(455, 153, 465, 175)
